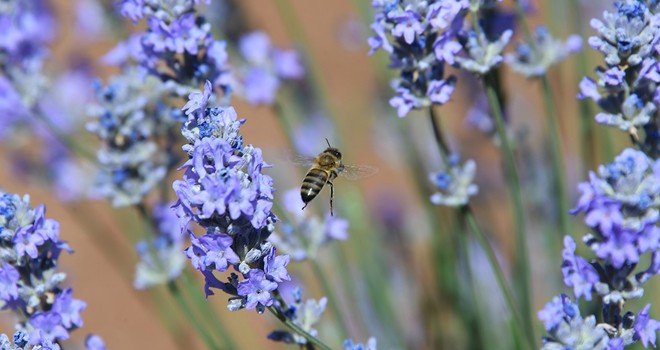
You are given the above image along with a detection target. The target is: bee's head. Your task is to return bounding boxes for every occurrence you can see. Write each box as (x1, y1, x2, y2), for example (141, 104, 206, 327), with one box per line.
(323, 138, 342, 159)
(324, 147, 342, 160)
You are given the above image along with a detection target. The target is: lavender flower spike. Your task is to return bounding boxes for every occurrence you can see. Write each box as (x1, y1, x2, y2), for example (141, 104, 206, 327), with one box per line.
(0, 191, 103, 347)
(173, 80, 292, 313)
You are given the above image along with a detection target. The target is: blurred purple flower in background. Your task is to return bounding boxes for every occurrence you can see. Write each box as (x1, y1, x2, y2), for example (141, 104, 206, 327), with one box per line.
(235, 31, 304, 106)
(506, 26, 582, 78)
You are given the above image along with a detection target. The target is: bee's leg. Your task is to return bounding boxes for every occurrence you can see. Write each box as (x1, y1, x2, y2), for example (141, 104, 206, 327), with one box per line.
(302, 203, 308, 210)
(328, 181, 334, 216)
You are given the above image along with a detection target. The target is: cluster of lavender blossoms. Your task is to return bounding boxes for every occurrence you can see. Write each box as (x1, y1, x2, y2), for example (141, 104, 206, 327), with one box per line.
(578, 0, 660, 156)
(173, 81, 287, 313)
(540, 1, 660, 348)
(369, 0, 513, 117)
(87, 69, 181, 207)
(428, 154, 479, 207)
(0, 192, 104, 349)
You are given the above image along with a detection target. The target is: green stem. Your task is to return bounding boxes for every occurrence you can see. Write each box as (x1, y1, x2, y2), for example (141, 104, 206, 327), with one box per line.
(511, 0, 570, 238)
(427, 106, 534, 349)
(429, 107, 451, 167)
(310, 259, 352, 340)
(540, 76, 571, 237)
(135, 204, 236, 349)
(462, 207, 536, 350)
(483, 72, 533, 338)
(267, 304, 333, 350)
(167, 282, 221, 350)
(181, 269, 238, 349)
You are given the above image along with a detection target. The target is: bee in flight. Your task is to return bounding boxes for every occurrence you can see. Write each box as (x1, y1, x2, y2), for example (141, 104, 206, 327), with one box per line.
(296, 139, 377, 215)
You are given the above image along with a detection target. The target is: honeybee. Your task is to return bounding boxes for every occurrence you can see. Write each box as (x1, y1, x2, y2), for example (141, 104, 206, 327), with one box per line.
(297, 139, 377, 215)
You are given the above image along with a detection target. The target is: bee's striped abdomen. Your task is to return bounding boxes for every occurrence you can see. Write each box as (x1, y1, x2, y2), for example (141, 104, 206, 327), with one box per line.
(301, 168, 329, 204)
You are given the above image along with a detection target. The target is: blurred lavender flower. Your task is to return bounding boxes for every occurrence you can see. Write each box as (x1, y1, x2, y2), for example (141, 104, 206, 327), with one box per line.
(134, 202, 186, 289)
(429, 155, 479, 206)
(85, 334, 107, 350)
(506, 26, 582, 78)
(234, 31, 304, 106)
(116, 0, 231, 95)
(173, 81, 291, 313)
(369, 0, 514, 117)
(0, 191, 100, 347)
(343, 337, 377, 350)
(87, 68, 182, 206)
(454, 28, 512, 74)
(0, 330, 61, 350)
(578, 0, 660, 154)
(268, 287, 328, 346)
(0, 1, 94, 202)
(269, 189, 348, 261)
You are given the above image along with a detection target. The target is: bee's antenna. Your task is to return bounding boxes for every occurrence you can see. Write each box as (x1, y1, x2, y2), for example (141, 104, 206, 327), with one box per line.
(325, 138, 331, 148)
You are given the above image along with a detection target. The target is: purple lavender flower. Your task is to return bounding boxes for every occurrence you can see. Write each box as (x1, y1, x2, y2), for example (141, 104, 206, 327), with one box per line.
(579, 1, 660, 150)
(538, 294, 610, 349)
(368, 1, 467, 117)
(87, 68, 180, 207)
(0, 263, 19, 301)
(429, 156, 479, 206)
(52, 289, 86, 328)
(237, 269, 278, 310)
(369, 0, 516, 117)
(635, 304, 660, 347)
(343, 338, 378, 350)
(264, 248, 291, 283)
(0, 191, 100, 346)
(561, 236, 599, 301)
(29, 312, 69, 344)
(85, 334, 107, 350)
(173, 81, 293, 313)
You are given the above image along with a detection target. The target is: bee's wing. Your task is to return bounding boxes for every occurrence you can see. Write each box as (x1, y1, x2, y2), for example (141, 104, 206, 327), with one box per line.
(338, 164, 379, 180)
(288, 154, 317, 167)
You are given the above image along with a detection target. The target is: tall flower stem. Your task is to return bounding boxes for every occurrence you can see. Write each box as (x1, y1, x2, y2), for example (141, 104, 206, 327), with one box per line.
(135, 204, 235, 349)
(540, 77, 571, 236)
(180, 269, 238, 350)
(512, 0, 571, 238)
(309, 260, 352, 339)
(167, 281, 220, 350)
(462, 207, 535, 349)
(483, 71, 533, 338)
(427, 107, 535, 350)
